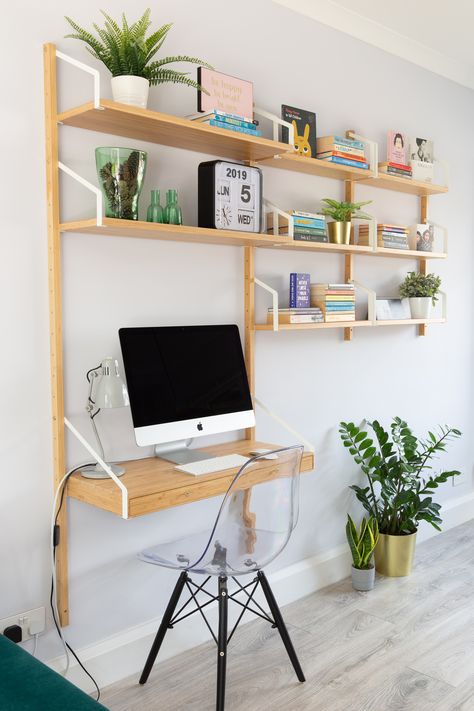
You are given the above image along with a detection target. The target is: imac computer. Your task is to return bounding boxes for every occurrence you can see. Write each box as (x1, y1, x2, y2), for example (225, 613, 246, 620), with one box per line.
(118, 325, 255, 464)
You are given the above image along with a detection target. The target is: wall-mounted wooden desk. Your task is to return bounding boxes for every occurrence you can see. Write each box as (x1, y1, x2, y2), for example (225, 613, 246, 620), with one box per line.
(67, 439, 315, 518)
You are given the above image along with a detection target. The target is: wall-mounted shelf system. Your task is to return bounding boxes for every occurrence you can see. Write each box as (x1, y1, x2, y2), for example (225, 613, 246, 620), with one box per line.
(45, 43, 448, 624)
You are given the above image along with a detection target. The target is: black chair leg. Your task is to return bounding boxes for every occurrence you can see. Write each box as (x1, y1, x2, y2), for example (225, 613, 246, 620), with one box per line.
(216, 575, 228, 711)
(139, 571, 188, 685)
(257, 570, 305, 682)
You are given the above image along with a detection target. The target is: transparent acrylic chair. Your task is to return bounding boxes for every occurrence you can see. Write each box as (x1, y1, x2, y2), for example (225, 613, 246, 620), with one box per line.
(138, 445, 305, 711)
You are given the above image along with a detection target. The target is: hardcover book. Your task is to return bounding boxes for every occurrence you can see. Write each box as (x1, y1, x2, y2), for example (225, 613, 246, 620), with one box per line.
(197, 68, 253, 119)
(281, 105, 317, 158)
(289, 273, 311, 308)
(410, 160, 434, 183)
(387, 131, 408, 165)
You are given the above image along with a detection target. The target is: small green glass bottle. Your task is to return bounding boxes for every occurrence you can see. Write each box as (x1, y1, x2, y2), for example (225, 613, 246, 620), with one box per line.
(146, 189, 164, 223)
(163, 189, 183, 225)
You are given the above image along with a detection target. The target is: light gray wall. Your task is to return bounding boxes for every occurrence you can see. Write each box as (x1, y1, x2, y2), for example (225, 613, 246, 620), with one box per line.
(1, 0, 472, 660)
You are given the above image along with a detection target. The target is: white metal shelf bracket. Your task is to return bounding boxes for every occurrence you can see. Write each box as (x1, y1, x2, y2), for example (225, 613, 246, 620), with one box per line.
(424, 220, 448, 255)
(255, 397, 315, 453)
(254, 106, 294, 151)
(263, 199, 293, 238)
(439, 290, 447, 321)
(56, 50, 102, 110)
(349, 280, 376, 324)
(434, 158, 449, 188)
(58, 162, 103, 227)
(64, 418, 129, 519)
(254, 277, 279, 331)
(347, 130, 378, 177)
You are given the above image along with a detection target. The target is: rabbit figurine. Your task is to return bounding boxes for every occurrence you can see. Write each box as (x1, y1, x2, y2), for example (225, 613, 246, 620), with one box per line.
(292, 120, 312, 157)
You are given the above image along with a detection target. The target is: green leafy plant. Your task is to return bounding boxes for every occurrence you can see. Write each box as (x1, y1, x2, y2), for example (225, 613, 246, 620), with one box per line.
(321, 198, 372, 222)
(346, 515, 379, 570)
(399, 271, 441, 306)
(65, 9, 213, 90)
(339, 418, 461, 535)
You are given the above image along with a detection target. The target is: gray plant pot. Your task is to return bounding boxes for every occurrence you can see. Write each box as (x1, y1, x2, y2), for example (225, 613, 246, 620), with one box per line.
(351, 565, 375, 591)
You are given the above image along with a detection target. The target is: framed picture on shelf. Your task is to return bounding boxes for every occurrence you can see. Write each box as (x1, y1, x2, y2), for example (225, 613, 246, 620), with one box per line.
(415, 223, 434, 252)
(376, 299, 411, 320)
(197, 68, 253, 119)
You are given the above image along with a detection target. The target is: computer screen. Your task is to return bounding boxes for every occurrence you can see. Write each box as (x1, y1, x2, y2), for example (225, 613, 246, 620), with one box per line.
(119, 325, 255, 446)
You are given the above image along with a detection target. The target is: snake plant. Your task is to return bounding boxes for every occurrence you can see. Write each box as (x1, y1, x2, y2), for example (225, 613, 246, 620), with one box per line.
(346, 515, 379, 570)
(65, 9, 213, 90)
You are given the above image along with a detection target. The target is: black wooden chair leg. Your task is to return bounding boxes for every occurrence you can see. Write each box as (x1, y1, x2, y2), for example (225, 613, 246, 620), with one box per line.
(139, 571, 188, 685)
(257, 570, 305, 682)
(216, 575, 228, 711)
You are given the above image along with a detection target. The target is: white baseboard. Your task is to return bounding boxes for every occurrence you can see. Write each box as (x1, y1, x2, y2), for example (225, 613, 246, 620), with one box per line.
(47, 491, 474, 694)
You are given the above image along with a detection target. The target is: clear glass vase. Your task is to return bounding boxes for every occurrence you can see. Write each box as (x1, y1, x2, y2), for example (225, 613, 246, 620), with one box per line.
(163, 189, 183, 225)
(146, 189, 164, 223)
(95, 147, 147, 221)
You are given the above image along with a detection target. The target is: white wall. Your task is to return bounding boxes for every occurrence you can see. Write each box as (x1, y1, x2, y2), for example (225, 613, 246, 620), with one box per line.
(1, 0, 473, 677)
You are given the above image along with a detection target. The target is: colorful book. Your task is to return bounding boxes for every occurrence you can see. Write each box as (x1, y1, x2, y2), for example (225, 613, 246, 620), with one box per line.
(317, 135, 365, 151)
(319, 156, 369, 170)
(290, 210, 326, 219)
(387, 131, 408, 165)
(209, 120, 262, 136)
(292, 216, 326, 229)
(289, 273, 311, 308)
(317, 151, 367, 163)
(281, 105, 317, 158)
(293, 234, 329, 243)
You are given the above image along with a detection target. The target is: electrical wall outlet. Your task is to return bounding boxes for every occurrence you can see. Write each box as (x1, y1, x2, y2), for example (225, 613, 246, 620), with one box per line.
(0, 606, 45, 642)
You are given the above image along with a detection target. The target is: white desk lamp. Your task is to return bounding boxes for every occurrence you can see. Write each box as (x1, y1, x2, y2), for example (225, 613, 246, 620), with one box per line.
(80, 357, 130, 479)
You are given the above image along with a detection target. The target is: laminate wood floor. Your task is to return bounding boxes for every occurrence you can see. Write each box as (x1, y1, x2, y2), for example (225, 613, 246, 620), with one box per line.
(100, 520, 474, 711)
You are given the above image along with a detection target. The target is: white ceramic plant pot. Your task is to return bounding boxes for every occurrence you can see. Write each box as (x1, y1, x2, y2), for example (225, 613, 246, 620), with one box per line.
(111, 76, 149, 109)
(409, 297, 431, 319)
(351, 565, 375, 592)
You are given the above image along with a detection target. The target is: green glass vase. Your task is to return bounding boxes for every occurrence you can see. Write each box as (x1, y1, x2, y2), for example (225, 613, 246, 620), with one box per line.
(146, 190, 164, 223)
(163, 189, 183, 225)
(95, 147, 147, 220)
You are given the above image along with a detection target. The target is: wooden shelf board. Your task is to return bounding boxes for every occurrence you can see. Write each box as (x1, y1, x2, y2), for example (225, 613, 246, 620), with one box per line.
(66, 439, 315, 518)
(368, 247, 447, 260)
(255, 320, 371, 331)
(259, 152, 375, 181)
(359, 173, 448, 196)
(376, 318, 445, 326)
(58, 100, 289, 162)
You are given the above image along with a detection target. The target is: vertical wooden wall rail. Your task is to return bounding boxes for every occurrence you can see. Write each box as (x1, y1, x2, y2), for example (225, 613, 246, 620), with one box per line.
(419, 195, 429, 336)
(244, 246, 256, 440)
(344, 180, 355, 341)
(44, 43, 69, 625)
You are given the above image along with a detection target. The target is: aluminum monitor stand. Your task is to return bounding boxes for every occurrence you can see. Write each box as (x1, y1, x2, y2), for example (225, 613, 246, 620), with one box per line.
(154, 439, 217, 465)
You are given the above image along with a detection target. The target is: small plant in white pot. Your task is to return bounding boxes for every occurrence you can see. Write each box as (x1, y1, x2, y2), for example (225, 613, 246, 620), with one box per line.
(399, 271, 441, 319)
(65, 9, 213, 109)
(346, 514, 378, 591)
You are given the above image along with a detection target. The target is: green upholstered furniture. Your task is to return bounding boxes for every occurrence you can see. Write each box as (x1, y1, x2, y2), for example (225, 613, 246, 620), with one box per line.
(0, 634, 106, 710)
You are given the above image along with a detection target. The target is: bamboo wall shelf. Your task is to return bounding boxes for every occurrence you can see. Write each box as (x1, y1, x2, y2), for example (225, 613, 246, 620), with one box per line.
(259, 153, 375, 181)
(255, 319, 445, 332)
(60, 219, 447, 260)
(358, 173, 448, 196)
(58, 99, 289, 162)
(66, 439, 314, 518)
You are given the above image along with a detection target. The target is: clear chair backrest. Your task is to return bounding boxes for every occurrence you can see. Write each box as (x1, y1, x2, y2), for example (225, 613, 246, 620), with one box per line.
(190, 445, 304, 576)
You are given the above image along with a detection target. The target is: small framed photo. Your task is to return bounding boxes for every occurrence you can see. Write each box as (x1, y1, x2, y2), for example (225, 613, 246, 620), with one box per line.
(415, 223, 434, 252)
(376, 298, 411, 320)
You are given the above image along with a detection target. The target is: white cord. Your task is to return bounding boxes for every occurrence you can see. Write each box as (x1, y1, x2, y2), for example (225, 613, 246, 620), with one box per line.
(32, 633, 39, 657)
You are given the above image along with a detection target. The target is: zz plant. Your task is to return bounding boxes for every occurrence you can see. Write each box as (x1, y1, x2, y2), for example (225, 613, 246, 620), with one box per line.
(346, 515, 379, 570)
(321, 198, 372, 222)
(340, 418, 461, 535)
(65, 9, 212, 90)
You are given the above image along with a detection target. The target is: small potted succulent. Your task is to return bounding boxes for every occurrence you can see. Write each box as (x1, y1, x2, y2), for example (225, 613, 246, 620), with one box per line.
(321, 199, 372, 245)
(399, 271, 441, 319)
(65, 9, 213, 109)
(346, 514, 378, 591)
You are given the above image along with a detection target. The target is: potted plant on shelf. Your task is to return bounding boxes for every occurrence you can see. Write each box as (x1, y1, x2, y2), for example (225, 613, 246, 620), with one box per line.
(346, 514, 378, 591)
(399, 271, 441, 319)
(321, 199, 372, 245)
(339, 417, 461, 577)
(65, 9, 213, 109)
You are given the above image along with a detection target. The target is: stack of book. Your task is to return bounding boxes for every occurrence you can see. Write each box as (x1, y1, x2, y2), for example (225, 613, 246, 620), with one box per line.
(316, 135, 369, 170)
(310, 283, 356, 322)
(266, 210, 328, 242)
(267, 308, 323, 325)
(359, 224, 409, 250)
(379, 161, 412, 179)
(187, 109, 261, 137)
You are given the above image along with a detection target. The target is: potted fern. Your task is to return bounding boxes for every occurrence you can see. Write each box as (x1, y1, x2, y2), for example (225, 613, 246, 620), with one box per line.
(399, 271, 441, 319)
(321, 199, 372, 245)
(346, 515, 378, 591)
(65, 9, 213, 109)
(340, 418, 461, 577)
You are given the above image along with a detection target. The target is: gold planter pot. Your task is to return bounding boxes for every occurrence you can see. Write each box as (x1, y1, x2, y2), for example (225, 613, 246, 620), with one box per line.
(327, 221, 351, 245)
(374, 531, 417, 577)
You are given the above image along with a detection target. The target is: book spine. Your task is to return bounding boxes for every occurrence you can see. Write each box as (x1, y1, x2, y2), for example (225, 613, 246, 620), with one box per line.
(291, 210, 326, 220)
(293, 234, 328, 243)
(318, 150, 366, 162)
(387, 161, 412, 171)
(292, 217, 326, 228)
(294, 228, 327, 235)
(384, 167, 413, 177)
(213, 115, 258, 130)
(214, 109, 254, 122)
(289, 273, 296, 308)
(333, 144, 366, 157)
(321, 156, 369, 170)
(209, 120, 262, 136)
(333, 135, 365, 149)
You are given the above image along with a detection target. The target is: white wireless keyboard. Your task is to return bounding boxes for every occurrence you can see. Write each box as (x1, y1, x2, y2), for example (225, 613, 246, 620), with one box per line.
(176, 454, 249, 476)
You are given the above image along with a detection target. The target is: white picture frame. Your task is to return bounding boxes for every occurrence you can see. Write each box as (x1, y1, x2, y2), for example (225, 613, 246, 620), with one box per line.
(376, 298, 411, 320)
